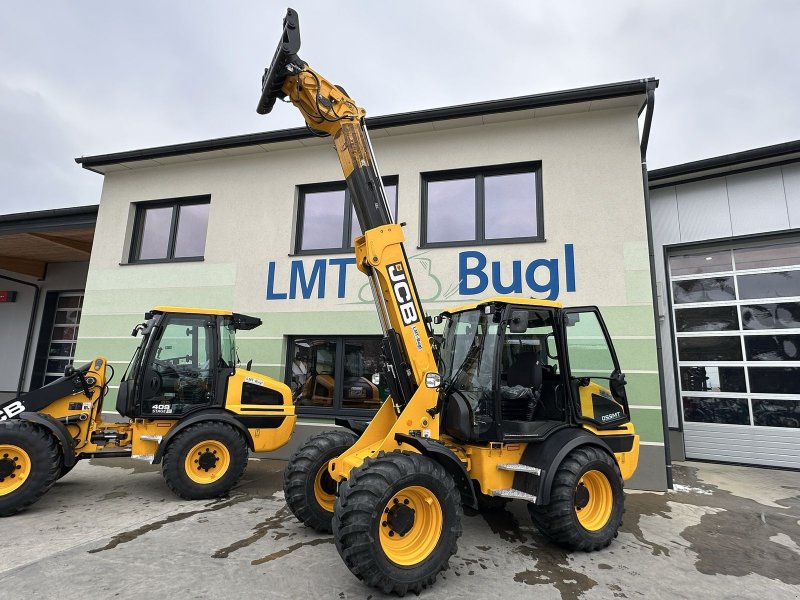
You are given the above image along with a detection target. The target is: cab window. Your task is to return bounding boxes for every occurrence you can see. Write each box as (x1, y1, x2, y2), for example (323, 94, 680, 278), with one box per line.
(140, 315, 214, 416)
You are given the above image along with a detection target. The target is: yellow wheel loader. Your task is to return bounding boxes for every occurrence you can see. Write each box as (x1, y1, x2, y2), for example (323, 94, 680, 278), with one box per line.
(0, 306, 296, 516)
(257, 9, 641, 596)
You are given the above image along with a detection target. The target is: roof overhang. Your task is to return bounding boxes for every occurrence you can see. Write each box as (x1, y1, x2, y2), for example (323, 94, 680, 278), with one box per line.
(0, 205, 97, 279)
(76, 78, 658, 175)
(649, 139, 800, 188)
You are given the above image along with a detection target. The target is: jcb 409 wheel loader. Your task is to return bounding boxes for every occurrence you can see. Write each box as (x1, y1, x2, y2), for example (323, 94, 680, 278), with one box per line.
(0, 307, 296, 516)
(258, 9, 641, 596)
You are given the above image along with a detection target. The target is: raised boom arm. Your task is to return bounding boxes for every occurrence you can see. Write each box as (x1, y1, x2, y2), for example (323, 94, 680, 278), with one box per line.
(257, 9, 442, 479)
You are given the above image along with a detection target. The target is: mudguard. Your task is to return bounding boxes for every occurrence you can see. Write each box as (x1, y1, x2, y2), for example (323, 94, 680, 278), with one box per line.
(153, 409, 255, 464)
(18, 412, 77, 467)
(514, 427, 614, 505)
(395, 433, 478, 510)
(334, 418, 370, 436)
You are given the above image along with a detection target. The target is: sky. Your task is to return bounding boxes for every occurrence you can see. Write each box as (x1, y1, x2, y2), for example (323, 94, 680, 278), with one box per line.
(1, 1, 798, 215)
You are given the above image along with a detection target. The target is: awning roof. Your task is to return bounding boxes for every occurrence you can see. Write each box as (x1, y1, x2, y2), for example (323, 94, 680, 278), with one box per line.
(0, 205, 98, 279)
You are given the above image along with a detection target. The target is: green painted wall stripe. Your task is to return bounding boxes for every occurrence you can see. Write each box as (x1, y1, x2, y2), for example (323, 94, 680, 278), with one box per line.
(613, 339, 658, 372)
(624, 373, 661, 406)
(595, 305, 656, 337)
(81, 287, 234, 316)
(629, 408, 664, 443)
(85, 263, 237, 291)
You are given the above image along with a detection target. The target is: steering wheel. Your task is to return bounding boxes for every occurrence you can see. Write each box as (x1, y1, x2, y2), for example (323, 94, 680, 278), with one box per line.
(153, 359, 179, 376)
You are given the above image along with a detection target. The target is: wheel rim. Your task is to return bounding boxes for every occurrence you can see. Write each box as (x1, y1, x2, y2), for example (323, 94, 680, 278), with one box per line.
(379, 485, 443, 566)
(313, 462, 337, 513)
(574, 469, 613, 531)
(0, 445, 31, 496)
(184, 440, 230, 484)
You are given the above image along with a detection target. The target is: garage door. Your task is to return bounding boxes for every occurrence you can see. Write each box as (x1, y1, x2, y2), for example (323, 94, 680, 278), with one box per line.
(669, 239, 800, 468)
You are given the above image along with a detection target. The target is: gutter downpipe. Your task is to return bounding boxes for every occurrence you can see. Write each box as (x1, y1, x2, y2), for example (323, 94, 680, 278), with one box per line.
(0, 273, 41, 396)
(639, 80, 673, 489)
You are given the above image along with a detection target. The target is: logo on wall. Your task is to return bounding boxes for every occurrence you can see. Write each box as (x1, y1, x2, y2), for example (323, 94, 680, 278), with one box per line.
(266, 244, 576, 303)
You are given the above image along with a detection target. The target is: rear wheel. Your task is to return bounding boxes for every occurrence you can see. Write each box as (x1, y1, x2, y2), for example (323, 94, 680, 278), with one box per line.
(527, 445, 623, 551)
(162, 422, 248, 500)
(0, 420, 61, 517)
(333, 451, 462, 596)
(283, 429, 357, 533)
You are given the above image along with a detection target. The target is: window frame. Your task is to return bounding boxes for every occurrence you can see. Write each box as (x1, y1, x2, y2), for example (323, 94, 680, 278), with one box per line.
(293, 176, 399, 255)
(128, 196, 211, 264)
(420, 161, 544, 249)
(284, 334, 385, 418)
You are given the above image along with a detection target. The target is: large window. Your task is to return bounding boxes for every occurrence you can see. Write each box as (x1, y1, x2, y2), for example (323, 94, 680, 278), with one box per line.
(421, 162, 542, 248)
(295, 178, 398, 254)
(286, 336, 387, 415)
(670, 240, 800, 429)
(130, 197, 210, 263)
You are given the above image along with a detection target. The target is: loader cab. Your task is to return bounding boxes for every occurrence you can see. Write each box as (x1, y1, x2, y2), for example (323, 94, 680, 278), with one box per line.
(116, 307, 261, 419)
(439, 299, 630, 443)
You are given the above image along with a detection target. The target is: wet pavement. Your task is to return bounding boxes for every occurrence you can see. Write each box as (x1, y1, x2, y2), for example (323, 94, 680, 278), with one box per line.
(0, 457, 798, 599)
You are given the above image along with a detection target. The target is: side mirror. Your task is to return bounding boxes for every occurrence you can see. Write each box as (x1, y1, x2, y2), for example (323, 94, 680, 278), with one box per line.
(509, 310, 529, 334)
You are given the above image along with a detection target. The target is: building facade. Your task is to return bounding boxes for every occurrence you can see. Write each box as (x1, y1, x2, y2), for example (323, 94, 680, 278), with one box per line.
(70, 79, 667, 490)
(650, 141, 800, 469)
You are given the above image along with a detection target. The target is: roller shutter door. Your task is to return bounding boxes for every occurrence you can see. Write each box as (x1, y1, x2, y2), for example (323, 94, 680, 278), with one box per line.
(669, 239, 800, 468)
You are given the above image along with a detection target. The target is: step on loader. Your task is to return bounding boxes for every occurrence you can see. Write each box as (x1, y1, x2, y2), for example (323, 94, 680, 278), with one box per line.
(256, 9, 641, 596)
(0, 306, 296, 516)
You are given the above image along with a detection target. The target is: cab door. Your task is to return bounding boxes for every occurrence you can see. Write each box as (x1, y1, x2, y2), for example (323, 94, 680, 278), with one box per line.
(138, 314, 217, 418)
(562, 307, 630, 428)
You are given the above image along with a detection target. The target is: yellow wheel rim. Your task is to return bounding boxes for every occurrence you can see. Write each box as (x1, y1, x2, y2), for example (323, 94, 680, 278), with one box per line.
(575, 469, 613, 531)
(313, 462, 337, 513)
(184, 440, 230, 485)
(0, 445, 31, 496)
(379, 486, 443, 566)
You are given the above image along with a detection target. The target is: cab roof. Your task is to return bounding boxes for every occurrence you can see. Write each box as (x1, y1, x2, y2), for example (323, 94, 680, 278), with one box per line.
(153, 306, 233, 316)
(442, 296, 563, 315)
(150, 306, 261, 330)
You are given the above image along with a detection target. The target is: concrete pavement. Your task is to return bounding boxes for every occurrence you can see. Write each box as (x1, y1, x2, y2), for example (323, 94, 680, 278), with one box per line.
(0, 457, 798, 599)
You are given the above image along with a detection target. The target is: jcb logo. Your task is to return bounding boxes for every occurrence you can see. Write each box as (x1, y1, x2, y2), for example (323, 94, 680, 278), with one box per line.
(0, 401, 25, 421)
(387, 263, 419, 326)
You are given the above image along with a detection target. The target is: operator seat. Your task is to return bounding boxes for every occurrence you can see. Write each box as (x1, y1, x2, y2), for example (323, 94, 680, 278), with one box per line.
(502, 351, 541, 420)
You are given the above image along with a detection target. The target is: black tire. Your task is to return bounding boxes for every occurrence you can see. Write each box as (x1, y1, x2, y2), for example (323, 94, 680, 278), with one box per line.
(0, 420, 62, 517)
(333, 451, 463, 596)
(162, 422, 248, 500)
(283, 429, 357, 533)
(58, 461, 76, 480)
(527, 445, 624, 551)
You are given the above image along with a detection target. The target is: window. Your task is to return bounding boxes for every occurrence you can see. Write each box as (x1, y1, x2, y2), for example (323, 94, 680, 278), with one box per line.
(295, 178, 398, 254)
(421, 162, 542, 248)
(669, 240, 800, 430)
(286, 336, 387, 414)
(130, 197, 210, 263)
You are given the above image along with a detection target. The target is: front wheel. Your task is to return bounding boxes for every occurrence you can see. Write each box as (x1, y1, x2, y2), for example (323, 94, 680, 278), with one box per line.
(162, 422, 248, 500)
(528, 445, 624, 551)
(0, 420, 62, 517)
(283, 429, 357, 533)
(333, 451, 462, 596)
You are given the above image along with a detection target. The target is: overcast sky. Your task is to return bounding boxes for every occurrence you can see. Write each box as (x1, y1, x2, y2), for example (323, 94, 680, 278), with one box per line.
(1, 1, 798, 215)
